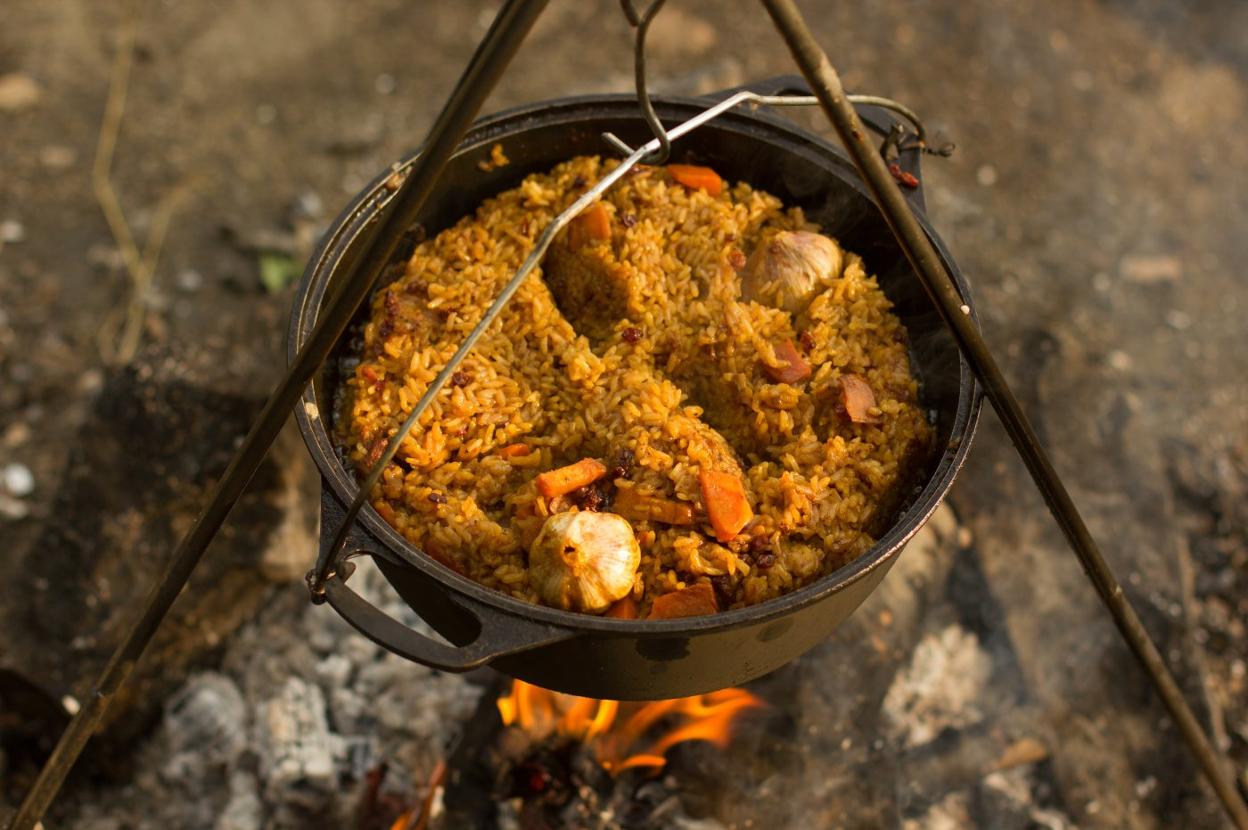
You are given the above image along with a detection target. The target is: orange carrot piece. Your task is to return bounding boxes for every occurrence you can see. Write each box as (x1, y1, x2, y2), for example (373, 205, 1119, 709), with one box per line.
(613, 487, 695, 526)
(605, 595, 640, 619)
(667, 164, 723, 197)
(763, 339, 812, 384)
(648, 583, 719, 620)
(498, 443, 532, 458)
(566, 202, 611, 249)
(535, 457, 608, 498)
(699, 469, 753, 543)
(840, 374, 881, 424)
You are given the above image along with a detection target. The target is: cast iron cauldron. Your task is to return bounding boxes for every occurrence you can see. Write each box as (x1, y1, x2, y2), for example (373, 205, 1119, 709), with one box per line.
(290, 78, 981, 700)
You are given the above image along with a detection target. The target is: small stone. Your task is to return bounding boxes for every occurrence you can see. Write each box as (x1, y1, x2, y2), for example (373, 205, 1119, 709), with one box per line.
(256, 103, 277, 125)
(2, 462, 34, 497)
(0, 73, 41, 111)
(1107, 350, 1132, 371)
(976, 165, 998, 187)
(1, 220, 25, 243)
(293, 190, 323, 219)
(1092, 271, 1112, 292)
(1120, 254, 1181, 284)
(39, 145, 78, 169)
(175, 269, 204, 292)
(1164, 309, 1191, 330)
(374, 73, 396, 95)
(1071, 69, 1094, 91)
(62, 695, 80, 715)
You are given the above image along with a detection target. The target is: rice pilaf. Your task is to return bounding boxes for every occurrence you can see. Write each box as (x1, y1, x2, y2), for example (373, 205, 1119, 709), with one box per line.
(337, 155, 931, 618)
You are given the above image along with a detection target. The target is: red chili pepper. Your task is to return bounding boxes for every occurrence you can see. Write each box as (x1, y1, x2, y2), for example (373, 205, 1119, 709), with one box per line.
(888, 163, 920, 189)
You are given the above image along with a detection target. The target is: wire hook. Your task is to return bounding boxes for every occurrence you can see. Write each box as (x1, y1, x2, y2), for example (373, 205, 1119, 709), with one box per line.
(620, 0, 671, 164)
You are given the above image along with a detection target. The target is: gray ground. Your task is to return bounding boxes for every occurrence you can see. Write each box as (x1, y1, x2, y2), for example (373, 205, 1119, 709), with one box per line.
(2, 0, 1246, 828)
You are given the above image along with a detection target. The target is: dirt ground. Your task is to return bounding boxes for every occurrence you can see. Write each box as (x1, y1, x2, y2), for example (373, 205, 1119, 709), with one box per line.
(2, 0, 1246, 828)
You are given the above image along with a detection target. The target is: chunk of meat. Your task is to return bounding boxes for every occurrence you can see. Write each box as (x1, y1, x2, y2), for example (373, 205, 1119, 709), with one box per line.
(699, 469, 753, 543)
(613, 487, 695, 526)
(535, 457, 608, 498)
(667, 164, 723, 197)
(648, 582, 719, 619)
(839, 374, 882, 424)
(762, 339, 812, 384)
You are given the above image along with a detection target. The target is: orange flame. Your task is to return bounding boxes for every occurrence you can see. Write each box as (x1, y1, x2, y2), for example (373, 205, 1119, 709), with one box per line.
(496, 681, 764, 775)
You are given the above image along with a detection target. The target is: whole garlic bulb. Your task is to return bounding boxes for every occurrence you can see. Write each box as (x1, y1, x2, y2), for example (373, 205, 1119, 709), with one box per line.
(529, 511, 641, 614)
(740, 230, 843, 315)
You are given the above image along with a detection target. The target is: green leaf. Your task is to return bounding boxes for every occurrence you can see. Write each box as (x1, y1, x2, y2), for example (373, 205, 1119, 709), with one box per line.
(258, 252, 299, 294)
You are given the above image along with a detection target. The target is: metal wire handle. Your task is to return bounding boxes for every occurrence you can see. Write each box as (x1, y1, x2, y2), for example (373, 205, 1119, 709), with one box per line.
(620, 0, 671, 164)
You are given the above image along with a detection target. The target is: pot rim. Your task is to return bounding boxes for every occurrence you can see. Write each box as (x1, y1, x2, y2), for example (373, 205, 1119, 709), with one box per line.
(290, 90, 982, 636)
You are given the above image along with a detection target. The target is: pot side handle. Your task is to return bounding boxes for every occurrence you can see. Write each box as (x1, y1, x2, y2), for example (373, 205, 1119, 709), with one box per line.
(321, 567, 575, 672)
(707, 75, 928, 214)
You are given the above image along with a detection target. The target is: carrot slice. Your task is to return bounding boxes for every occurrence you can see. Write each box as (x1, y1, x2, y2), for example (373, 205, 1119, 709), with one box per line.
(839, 374, 881, 424)
(699, 469, 753, 543)
(763, 339, 812, 384)
(566, 202, 611, 249)
(648, 582, 719, 619)
(498, 443, 532, 458)
(605, 595, 639, 619)
(613, 487, 695, 526)
(667, 164, 723, 197)
(535, 457, 608, 498)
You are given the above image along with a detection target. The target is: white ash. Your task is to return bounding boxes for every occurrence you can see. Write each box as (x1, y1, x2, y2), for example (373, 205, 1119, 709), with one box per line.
(57, 557, 483, 829)
(160, 672, 249, 783)
(258, 677, 341, 809)
(983, 766, 1076, 830)
(882, 624, 992, 748)
(215, 771, 263, 830)
(902, 791, 972, 830)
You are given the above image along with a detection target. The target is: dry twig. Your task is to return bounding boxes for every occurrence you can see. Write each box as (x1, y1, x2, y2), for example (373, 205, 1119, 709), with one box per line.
(92, 0, 192, 364)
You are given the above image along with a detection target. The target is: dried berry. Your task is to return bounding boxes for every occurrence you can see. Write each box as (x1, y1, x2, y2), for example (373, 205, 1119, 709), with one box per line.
(428, 492, 448, 504)
(620, 212, 638, 228)
(610, 447, 636, 479)
(570, 484, 606, 512)
(711, 575, 734, 605)
(571, 175, 587, 189)
(754, 551, 776, 569)
(621, 326, 644, 344)
(799, 330, 817, 352)
(451, 371, 471, 387)
(727, 248, 747, 271)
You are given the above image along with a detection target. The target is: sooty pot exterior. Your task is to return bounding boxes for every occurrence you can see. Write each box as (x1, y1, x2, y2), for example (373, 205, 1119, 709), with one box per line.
(291, 86, 981, 700)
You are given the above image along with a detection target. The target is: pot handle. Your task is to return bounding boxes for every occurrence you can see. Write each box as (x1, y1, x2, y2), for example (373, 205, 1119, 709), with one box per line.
(321, 565, 575, 672)
(313, 488, 575, 672)
(706, 75, 929, 213)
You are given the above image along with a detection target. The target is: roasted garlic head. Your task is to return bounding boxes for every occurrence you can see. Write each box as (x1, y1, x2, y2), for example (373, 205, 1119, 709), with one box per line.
(528, 511, 641, 614)
(741, 230, 844, 315)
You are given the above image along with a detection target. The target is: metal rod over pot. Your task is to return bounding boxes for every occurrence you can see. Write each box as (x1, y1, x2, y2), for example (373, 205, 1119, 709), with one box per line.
(8, 1, 1247, 828)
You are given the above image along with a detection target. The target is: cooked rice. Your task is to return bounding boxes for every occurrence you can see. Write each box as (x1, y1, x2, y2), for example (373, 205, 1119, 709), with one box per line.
(336, 156, 931, 614)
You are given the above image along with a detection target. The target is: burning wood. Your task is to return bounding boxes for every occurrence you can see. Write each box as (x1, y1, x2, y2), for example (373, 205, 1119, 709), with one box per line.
(495, 680, 764, 776)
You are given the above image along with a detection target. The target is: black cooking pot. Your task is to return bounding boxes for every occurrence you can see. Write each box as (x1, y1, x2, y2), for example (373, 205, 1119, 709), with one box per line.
(290, 78, 981, 700)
